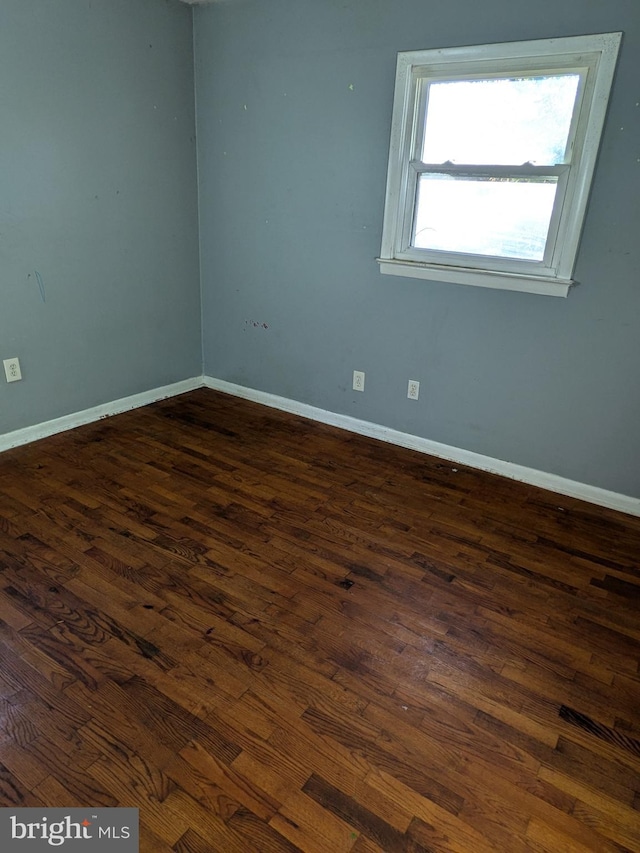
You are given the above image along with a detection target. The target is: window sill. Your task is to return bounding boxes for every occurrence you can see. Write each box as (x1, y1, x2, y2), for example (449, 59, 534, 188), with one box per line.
(377, 258, 573, 297)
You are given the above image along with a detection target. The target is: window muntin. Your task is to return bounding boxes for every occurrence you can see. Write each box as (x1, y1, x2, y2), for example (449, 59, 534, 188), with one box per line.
(378, 34, 622, 296)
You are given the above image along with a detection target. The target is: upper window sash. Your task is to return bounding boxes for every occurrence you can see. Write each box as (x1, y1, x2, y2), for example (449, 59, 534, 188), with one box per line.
(413, 69, 587, 168)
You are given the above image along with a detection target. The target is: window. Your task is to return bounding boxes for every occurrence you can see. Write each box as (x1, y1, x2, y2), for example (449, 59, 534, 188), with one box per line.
(378, 33, 622, 296)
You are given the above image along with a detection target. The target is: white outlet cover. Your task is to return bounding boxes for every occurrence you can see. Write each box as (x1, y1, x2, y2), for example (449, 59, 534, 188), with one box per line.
(3, 358, 22, 382)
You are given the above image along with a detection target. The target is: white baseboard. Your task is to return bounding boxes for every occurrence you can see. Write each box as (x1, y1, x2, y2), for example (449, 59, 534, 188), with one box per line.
(0, 377, 202, 454)
(203, 375, 640, 518)
(2, 374, 637, 518)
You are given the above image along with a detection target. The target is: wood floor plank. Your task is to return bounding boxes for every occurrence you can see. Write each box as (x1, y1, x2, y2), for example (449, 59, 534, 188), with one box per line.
(269, 789, 359, 853)
(0, 388, 638, 850)
(178, 739, 279, 821)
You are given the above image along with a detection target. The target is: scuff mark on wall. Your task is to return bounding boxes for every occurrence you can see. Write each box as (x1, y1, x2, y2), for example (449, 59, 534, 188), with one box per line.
(28, 270, 46, 302)
(35, 271, 46, 302)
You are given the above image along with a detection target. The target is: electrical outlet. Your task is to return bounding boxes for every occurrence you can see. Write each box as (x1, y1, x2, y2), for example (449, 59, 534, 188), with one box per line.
(407, 379, 420, 400)
(3, 357, 22, 383)
(353, 370, 365, 392)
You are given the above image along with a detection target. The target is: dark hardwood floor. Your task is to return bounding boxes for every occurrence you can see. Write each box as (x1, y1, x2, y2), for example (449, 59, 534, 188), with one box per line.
(0, 388, 639, 852)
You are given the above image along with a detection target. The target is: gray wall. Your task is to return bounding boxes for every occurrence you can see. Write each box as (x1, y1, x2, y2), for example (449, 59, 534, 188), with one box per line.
(0, 0, 201, 435)
(195, 0, 640, 498)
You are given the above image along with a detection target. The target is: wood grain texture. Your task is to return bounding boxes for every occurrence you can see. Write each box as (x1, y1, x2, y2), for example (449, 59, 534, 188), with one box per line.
(0, 388, 639, 851)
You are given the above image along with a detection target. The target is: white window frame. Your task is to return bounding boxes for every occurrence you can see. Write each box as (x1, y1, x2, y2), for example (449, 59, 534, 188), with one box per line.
(378, 33, 622, 297)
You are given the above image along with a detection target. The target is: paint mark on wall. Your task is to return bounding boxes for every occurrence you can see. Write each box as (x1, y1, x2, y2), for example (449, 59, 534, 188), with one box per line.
(244, 320, 269, 330)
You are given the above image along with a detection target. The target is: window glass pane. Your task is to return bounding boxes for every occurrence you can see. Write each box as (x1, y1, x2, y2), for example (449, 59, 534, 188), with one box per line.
(413, 174, 558, 260)
(422, 75, 580, 166)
